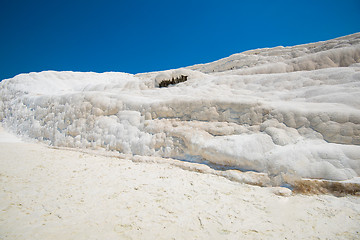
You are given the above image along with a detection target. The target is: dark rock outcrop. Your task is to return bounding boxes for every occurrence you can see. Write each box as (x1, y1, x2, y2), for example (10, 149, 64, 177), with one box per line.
(159, 75, 188, 88)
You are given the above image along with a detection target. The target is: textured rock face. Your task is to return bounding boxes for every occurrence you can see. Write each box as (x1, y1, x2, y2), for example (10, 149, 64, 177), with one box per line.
(1, 33, 360, 181)
(188, 33, 360, 74)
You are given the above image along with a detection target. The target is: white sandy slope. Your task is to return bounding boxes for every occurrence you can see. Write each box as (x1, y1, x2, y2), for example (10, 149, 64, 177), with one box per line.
(1, 126, 360, 240)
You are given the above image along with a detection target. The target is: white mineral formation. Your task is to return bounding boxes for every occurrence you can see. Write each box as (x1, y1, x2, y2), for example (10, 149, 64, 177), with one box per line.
(1, 33, 360, 183)
(1, 33, 360, 240)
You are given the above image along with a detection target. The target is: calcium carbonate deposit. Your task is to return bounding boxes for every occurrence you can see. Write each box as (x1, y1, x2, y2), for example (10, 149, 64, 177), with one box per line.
(1, 33, 360, 184)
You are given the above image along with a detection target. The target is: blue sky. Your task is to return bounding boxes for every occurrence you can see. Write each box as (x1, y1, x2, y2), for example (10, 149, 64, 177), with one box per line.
(0, 0, 359, 80)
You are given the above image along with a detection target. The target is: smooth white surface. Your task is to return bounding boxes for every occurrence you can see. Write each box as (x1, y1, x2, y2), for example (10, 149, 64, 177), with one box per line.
(0, 125, 22, 143)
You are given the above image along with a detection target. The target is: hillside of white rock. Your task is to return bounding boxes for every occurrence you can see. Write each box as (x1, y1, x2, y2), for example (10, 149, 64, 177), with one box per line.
(1, 33, 360, 187)
(2, 33, 360, 240)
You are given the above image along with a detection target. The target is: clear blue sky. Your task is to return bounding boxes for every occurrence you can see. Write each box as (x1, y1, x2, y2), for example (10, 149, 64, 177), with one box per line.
(0, 0, 359, 80)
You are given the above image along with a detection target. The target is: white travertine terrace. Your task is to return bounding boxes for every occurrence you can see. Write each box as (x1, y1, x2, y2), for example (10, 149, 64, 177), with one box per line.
(1, 33, 360, 182)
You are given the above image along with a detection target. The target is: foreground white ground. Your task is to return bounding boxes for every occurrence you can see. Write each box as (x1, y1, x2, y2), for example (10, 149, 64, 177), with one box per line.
(1, 126, 360, 240)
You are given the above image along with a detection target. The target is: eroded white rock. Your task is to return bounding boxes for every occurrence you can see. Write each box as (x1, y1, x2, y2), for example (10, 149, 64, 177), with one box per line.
(1, 33, 360, 182)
